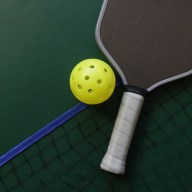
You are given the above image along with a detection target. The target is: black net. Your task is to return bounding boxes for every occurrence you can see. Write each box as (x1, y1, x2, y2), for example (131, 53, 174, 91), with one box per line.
(0, 75, 192, 192)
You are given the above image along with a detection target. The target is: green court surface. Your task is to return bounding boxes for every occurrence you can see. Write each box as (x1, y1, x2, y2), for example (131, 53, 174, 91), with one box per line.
(0, 0, 104, 155)
(0, 1, 192, 192)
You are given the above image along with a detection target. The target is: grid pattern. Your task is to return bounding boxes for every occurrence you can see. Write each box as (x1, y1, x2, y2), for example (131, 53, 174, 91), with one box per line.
(0, 75, 192, 192)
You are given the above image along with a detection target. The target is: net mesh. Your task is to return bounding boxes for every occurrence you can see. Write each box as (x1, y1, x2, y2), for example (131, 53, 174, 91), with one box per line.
(0, 75, 192, 192)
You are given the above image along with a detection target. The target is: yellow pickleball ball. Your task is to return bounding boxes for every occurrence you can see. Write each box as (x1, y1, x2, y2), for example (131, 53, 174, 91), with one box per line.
(70, 59, 116, 104)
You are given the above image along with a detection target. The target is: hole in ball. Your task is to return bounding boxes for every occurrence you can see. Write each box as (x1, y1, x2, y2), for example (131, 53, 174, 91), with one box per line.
(78, 68, 81, 71)
(90, 65, 94, 68)
(78, 84, 82, 89)
(97, 79, 102, 84)
(88, 89, 93, 93)
(85, 75, 89, 80)
(104, 68, 108, 72)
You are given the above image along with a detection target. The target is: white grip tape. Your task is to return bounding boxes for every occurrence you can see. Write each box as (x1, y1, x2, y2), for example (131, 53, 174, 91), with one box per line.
(100, 92, 144, 174)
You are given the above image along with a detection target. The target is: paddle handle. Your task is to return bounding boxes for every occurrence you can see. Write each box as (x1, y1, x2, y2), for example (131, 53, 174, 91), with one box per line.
(100, 92, 144, 174)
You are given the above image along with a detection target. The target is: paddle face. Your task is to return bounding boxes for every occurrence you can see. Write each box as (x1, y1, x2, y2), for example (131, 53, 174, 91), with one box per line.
(97, 0, 192, 90)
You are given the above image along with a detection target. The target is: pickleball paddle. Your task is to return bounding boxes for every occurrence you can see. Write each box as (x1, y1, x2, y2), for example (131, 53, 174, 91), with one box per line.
(95, 0, 192, 174)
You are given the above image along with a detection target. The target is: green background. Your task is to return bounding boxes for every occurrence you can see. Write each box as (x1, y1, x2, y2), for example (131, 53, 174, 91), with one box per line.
(0, 1, 192, 191)
(0, 0, 104, 155)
